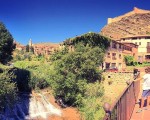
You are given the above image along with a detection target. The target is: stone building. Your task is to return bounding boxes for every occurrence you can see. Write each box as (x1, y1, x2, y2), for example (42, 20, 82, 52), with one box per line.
(33, 43, 61, 56)
(101, 7, 150, 63)
(63, 33, 138, 71)
(118, 35, 150, 63)
(28, 39, 62, 56)
(14, 41, 26, 51)
(104, 40, 138, 70)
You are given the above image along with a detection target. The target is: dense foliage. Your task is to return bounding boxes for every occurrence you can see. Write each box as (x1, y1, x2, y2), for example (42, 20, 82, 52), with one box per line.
(0, 65, 17, 111)
(0, 22, 15, 64)
(64, 32, 110, 51)
(1, 32, 110, 119)
(80, 82, 105, 120)
(13, 49, 46, 62)
(50, 33, 110, 106)
(51, 45, 104, 106)
(124, 55, 135, 66)
(14, 61, 50, 90)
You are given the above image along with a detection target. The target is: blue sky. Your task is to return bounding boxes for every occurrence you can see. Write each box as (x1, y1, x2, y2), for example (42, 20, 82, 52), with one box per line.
(0, 0, 149, 45)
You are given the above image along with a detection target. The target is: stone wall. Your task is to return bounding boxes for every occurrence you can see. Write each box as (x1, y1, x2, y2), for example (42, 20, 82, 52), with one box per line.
(107, 7, 150, 24)
(103, 72, 134, 103)
(103, 72, 133, 85)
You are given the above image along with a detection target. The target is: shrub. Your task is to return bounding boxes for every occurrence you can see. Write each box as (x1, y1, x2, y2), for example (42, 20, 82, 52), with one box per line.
(0, 68, 17, 111)
(50, 45, 105, 106)
(79, 82, 105, 120)
(124, 55, 135, 66)
(14, 61, 51, 90)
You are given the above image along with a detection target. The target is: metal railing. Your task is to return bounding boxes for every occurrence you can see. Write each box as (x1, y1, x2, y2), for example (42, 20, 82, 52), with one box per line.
(103, 73, 141, 120)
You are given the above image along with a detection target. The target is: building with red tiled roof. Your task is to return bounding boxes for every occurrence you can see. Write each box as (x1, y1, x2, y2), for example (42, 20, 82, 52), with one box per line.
(33, 43, 61, 56)
(14, 41, 26, 51)
(29, 39, 62, 56)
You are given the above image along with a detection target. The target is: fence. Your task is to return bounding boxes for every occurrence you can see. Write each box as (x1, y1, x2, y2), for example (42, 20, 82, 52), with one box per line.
(103, 73, 141, 120)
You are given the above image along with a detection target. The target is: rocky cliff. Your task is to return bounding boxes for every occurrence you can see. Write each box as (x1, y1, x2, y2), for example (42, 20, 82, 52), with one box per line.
(101, 7, 150, 40)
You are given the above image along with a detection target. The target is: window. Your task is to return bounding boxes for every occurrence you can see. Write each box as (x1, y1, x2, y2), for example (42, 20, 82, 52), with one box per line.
(145, 55, 150, 60)
(112, 42, 117, 49)
(119, 44, 121, 49)
(135, 42, 137, 45)
(145, 37, 150, 39)
(112, 53, 116, 56)
(119, 54, 121, 59)
(107, 53, 111, 58)
(132, 38, 137, 40)
(111, 63, 116, 68)
(139, 42, 141, 45)
(147, 42, 150, 47)
(112, 53, 117, 60)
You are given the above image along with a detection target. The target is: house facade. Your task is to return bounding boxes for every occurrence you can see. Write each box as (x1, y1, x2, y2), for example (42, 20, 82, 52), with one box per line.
(103, 40, 138, 70)
(101, 7, 150, 65)
(14, 41, 26, 51)
(28, 39, 62, 56)
(118, 35, 150, 63)
(33, 43, 60, 56)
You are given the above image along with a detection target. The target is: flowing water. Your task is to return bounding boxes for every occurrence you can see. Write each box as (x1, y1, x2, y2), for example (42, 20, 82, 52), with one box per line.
(0, 92, 62, 120)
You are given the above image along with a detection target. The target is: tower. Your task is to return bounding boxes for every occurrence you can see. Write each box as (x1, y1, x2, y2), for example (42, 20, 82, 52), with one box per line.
(29, 38, 32, 47)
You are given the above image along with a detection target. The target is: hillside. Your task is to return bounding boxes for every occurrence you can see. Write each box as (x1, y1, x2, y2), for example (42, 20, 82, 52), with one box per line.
(101, 7, 150, 40)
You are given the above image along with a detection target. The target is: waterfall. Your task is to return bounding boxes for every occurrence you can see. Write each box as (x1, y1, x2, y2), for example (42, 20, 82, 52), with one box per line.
(0, 92, 62, 119)
(40, 93, 62, 116)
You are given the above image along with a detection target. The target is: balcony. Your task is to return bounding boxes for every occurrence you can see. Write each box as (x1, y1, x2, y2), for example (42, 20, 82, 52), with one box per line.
(145, 58, 150, 62)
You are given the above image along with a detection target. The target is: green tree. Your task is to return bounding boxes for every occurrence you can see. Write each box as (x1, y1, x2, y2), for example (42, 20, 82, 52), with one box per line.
(26, 44, 34, 53)
(50, 47, 69, 61)
(26, 44, 29, 52)
(80, 82, 105, 120)
(124, 55, 135, 66)
(0, 69, 17, 111)
(30, 46, 34, 53)
(51, 45, 105, 106)
(0, 22, 15, 64)
(49, 33, 110, 106)
(64, 32, 110, 51)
